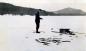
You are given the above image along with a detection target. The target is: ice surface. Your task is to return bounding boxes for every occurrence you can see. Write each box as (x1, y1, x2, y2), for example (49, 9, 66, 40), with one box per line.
(0, 15, 86, 51)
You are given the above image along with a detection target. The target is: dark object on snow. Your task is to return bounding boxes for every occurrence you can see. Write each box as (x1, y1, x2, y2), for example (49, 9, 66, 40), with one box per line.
(35, 37, 62, 46)
(51, 31, 59, 33)
(35, 38, 50, 46)
(51, 28, 54, 30)
(59, 29, 75, 35)
(52, 39, 61, 45)
(35, 37, 71, 46)
(69, 36, 72, 37)
(62, 41, 71, 42)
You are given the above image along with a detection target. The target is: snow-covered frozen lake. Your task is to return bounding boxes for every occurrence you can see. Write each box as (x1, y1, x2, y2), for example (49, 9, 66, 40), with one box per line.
(0, 15, 86, 51)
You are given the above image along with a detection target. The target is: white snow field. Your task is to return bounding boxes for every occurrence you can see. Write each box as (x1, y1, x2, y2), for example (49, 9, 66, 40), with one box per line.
(0, 15, 86, 51)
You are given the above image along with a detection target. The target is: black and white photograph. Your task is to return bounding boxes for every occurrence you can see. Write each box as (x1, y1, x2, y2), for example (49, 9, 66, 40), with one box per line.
(0, 0, 86, 51)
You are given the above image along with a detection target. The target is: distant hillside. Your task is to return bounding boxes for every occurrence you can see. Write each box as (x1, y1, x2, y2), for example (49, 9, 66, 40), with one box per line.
(0, 2, 86, 16)
(53, 7, 86, 16)
(0, 2, 55, 16)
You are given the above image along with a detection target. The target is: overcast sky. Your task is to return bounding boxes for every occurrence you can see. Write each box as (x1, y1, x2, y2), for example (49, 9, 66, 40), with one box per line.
(0, 0, 86, 11)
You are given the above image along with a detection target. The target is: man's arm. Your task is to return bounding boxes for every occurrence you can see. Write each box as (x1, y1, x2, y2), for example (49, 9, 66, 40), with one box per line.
(40, 17, 43, 19)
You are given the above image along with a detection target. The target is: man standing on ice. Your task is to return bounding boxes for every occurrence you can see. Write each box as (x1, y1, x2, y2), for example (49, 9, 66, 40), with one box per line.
(35, 11, 43, 33)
